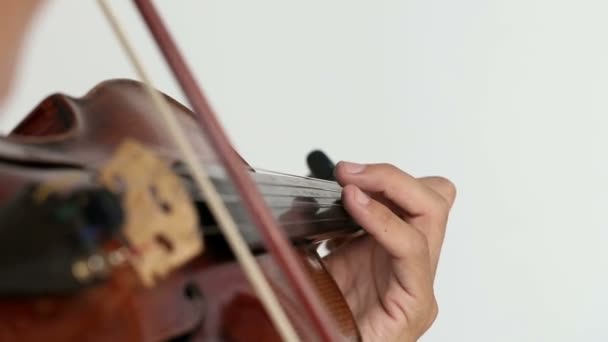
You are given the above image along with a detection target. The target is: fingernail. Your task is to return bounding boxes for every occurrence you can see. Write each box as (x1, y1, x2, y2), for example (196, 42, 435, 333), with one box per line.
(354, 187, 370, 206)
(340, 161, 365, 174)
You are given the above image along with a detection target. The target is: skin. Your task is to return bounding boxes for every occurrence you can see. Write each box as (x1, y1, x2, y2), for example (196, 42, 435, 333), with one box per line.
(325, 162, 455, 341)
(0, 2, 456, 341)
(0, 0, 44, 102)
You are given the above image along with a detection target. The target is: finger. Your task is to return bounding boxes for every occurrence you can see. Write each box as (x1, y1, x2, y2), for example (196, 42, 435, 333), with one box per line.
(342, 184, 433, 293)
(415, 177, 456, 277)
(335, 162, 446, 217)
(418, 176, 457, 208)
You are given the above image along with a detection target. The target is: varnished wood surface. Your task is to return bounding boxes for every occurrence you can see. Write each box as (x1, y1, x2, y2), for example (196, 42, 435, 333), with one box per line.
(0, 79, 361, 341)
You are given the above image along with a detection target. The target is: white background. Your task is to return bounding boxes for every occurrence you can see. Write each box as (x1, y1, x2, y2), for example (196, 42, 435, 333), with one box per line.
(2, 1, 608, 341)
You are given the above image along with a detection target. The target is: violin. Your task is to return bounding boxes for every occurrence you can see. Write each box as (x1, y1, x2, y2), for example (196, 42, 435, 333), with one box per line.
(0, 1, 363, 341)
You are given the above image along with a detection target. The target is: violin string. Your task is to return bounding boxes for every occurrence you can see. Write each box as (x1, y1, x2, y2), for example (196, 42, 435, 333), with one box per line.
(253, 183, 341, 193)
(172, 170, 343, 193)
(250, 177, 341, 192)
(191, 190, 343, 200)
(252, 167, 339, 186)
(188, 192, 345, 205)
(96, 2, 300, 342)
(198, 211, 353, 229)
(171, 162, 342, 190)
(191, 192, 343, 201)
(201, 218, 358, 232)
(174, 171, 345, 199)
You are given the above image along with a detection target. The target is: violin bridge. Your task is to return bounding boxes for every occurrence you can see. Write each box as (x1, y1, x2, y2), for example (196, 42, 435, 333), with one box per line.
(98, 138, 202, 287)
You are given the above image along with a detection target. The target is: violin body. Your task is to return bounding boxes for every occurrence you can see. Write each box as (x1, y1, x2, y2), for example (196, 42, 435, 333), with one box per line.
(0, 80, 359, 341)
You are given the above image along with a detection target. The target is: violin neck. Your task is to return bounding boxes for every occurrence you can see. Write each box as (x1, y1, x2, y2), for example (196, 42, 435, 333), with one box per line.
(180, 166, 360, 250)
(250, 168, 359, 245)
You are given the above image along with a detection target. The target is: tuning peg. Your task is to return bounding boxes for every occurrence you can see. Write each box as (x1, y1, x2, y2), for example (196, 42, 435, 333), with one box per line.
(306, 150, 336, 181)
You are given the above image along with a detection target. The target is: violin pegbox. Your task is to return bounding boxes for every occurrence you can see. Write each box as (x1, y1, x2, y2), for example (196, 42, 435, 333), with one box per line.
(98, 138, 202, 287)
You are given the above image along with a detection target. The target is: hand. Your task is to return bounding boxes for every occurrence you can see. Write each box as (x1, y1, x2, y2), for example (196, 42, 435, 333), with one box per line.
(323, 162, 456, 342)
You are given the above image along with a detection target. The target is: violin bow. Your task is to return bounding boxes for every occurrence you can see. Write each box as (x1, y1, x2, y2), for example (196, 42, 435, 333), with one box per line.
(96, 1, 341, 341)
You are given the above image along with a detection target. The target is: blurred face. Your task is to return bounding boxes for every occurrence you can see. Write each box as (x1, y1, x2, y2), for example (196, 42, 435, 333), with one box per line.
(0, 0, 44, 104)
